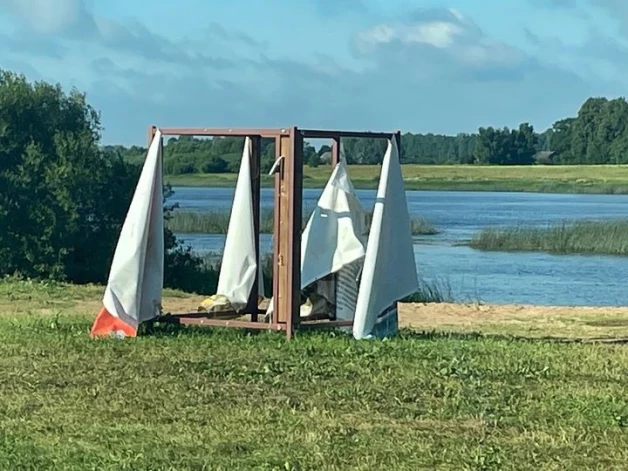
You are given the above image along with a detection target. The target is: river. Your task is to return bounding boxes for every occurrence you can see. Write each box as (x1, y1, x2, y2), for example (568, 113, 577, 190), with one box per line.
(170, 187, 628, 307)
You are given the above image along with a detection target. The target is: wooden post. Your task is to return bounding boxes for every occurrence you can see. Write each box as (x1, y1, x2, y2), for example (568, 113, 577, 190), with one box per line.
(331, 135, 340, 168)
(394, 130, 401, 159)
(393, 130, 402, 318)
(245, 136, 262, 321)
(275, 127, 302, 339)
(272, 136, 282, 326)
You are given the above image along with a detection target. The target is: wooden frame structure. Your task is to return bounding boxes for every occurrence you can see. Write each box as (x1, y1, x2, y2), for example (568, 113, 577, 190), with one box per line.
(150, 126, 401, 339)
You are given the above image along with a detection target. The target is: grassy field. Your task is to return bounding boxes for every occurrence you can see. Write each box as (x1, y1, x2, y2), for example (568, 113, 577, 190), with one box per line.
(166, 164, 628, 194)
(3, 278, 628, 469)
(167, 210, 439, 236)
(470, 220, 628, 256)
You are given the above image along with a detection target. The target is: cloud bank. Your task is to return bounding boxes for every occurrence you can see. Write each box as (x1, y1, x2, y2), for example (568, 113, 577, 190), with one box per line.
(0, 0, 625, 144)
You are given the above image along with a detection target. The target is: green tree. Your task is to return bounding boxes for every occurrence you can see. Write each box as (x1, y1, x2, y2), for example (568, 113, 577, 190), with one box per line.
(305, 143, 319, 167)
(474, 124, 537, 165)
(317, 144, 331, 156)
(0, 70, 207, 290)
(511, 123, 538, 165)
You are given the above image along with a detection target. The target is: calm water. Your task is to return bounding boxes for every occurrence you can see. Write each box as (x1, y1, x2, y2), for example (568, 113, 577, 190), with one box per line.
(171, 187, 628, 307)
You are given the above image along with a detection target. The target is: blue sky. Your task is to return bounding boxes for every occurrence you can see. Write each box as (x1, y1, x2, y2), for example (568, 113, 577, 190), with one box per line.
(1, 0, 627, 145)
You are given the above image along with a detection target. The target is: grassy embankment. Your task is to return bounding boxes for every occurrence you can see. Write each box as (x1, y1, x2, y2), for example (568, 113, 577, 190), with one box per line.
(2, 277, 628, 469)
(166, 164, 628, 194)
(470, 220, 628, 256)
(167, 209, 439, 236)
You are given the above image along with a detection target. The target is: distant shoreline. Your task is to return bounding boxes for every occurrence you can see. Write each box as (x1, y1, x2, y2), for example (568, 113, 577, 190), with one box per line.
(165, 164, 628, 194)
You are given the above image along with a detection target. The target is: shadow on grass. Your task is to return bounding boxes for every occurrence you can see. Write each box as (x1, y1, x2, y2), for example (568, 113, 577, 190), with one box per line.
(397, 328, 628, 345)
(14, 313, 628, 346)
(138, 321, 628, 345)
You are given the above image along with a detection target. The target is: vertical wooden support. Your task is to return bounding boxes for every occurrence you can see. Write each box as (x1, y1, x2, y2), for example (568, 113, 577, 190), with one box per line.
(272, 137, 282, 326)
(275, 127, 303, 339)
(290, 128, 304, 337)
(246, 136, 262, 321)
(393, 130, 402, 315)
(275, 135, 290, 328)
(331, 135, 340, 168)
(148, 125, 162, 201)
(148, 125, 157, 147)
(394, 130, 401, 160)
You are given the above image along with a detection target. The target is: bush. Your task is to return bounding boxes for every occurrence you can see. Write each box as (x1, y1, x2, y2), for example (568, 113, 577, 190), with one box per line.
(201, 156, 229, 173)
(164, 159, 197, 175)
(0, 70, 212, 293)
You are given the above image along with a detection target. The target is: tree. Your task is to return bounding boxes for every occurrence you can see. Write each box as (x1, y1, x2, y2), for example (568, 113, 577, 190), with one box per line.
(0, 70, 133, 281)
(0, 70, 207, 290)
(474, 123, 537, 165)
(304, 142, 319, 167)
(317, 144, 331, 156)
(201, 156, 229, 173)
(548, 118, 575, 162)
(512, 123, 538, 165)
(342, 138, 387, 164)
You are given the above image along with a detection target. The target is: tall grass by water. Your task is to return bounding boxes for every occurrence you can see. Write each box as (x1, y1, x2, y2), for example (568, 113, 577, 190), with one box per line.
(168, 209, 439, 236)
(470, 219, 628, 256)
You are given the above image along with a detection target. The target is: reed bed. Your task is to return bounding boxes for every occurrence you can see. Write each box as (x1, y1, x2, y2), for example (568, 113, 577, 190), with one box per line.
(167, 209, 438, 236)
(469, 219, 628, 256)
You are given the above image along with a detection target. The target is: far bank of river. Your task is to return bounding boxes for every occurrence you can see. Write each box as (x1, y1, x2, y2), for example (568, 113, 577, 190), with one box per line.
(165, 164, 628, 194)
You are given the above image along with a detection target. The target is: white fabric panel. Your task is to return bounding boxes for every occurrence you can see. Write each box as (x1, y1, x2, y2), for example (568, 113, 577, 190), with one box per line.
(216, 137, 258, 311)
(300, 159, 366, 289)
(103, 129, 164, 328)
(352, 138, 419, 339)
(266, 159, 366, 319)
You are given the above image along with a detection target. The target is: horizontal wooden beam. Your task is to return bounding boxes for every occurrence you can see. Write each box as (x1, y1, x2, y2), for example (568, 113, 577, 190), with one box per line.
(156, 315, 287, 331)
(298, 319, 354, 329)
(299, 129, 398, 139)
(156, 127, 290, 138)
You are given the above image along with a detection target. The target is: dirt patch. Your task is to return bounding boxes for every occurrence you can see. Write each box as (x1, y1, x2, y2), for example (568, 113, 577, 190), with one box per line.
(162, 295, 207, 314)
(398, 302, 628, 327)
(5, 287, 628, 340)
(397, 302, 628, 339)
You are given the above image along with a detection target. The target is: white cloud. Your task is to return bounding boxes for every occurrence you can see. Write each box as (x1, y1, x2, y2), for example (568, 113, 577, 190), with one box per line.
(0, 1, 610, 144)
(353, 9, 528, 77)
(1, 0, 98, 37)
(357, 21, 462, 49)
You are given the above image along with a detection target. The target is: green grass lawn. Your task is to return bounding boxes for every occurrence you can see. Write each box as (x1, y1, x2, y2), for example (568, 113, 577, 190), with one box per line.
(166, 164, 628, 194)
(3, 278, 628, 469)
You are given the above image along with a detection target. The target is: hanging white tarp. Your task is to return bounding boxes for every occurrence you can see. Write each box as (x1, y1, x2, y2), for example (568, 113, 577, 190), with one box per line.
(266, 159, 366, 320)
(214, 136, 260, 311)
(352, 137, 419, 339)
(300, 159, 366, 291)
(91, 129, 164, 338)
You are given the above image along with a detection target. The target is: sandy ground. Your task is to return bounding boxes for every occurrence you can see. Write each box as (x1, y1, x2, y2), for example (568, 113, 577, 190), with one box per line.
(398, 302, 628, 327)
(5, 289, 628, 340)
(156, 296, 628, 340)
(396, 302, 628, 340)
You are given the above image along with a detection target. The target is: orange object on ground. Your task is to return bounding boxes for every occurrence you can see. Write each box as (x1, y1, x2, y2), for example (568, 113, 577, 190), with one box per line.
(90, 307, 137, 338)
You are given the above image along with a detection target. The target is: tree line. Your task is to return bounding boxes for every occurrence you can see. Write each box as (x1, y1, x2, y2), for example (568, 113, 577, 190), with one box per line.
(109, 96, 628, 173)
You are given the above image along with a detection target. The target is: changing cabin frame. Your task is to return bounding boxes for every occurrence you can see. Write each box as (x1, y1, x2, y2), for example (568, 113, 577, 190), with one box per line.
(150, 126, 401, 339)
